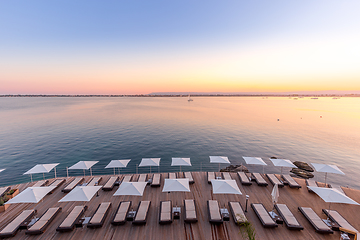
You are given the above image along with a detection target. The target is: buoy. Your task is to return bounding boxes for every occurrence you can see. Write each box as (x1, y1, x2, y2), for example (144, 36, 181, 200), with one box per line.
(277, 119, 279, 121)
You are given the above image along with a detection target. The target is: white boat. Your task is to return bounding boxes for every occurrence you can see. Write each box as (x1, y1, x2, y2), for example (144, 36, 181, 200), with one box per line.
(187, 94, 193, 102)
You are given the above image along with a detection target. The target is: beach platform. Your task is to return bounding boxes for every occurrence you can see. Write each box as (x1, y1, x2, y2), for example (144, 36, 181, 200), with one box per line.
(0, 172, 359, 240)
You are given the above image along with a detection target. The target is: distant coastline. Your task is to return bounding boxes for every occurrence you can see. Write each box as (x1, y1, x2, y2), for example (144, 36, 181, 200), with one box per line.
(1, 94, 360, 98)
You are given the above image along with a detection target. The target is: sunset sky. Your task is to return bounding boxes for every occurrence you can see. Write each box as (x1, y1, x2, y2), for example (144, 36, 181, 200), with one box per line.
(1, 1, 360, 94)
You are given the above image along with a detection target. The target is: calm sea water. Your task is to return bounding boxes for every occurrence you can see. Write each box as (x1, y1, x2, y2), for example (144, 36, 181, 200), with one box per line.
(1, 97, 360, 188)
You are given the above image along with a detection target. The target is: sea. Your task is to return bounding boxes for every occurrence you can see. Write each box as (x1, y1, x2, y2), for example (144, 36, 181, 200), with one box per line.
(1, 96, 360, 189)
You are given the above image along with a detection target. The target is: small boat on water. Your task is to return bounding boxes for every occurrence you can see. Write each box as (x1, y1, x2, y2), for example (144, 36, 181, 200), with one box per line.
(187, 94, 193, 102)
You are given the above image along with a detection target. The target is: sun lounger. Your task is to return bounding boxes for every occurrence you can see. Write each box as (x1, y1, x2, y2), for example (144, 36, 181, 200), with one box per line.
(0, 209, 35, 238)
(275, 204, 303, 230)
(266, 174, 284, 187)
(207, 172, 215, 184)
(138, 174, 147, 182)
(238, 172, 252, 186)
(26, 207, 62, 235)
(222, 172, 232, 180)
(298, 207, 333, 233)
(47, 179, 65, 193)
(122, 175, 133, 182)
(229, 201, 247, 223)
(252, 173, 268, 186)
(62, 177, 84, 193)
(32, 180, 49, 187)
(102, 176, 119, 191)
(87, 202, 111, 228)
(184, 199, 198, 223)
(56, 206, 87, 232)
(184, 172, 194, 184)
(133, 201, 151, 225)
(169, 172, 176, 179)
(151, 174, 161, 187)
(282, 175, 301, 189)
(306, 179, 318, 192)
(87, 176, 102, 186)
(111, 201, 131, 225)
(159, 201, 172, 224)
(323, 209, 358, 233)
(0, 187, 10, 198)
(207, 200, 223, 224)
(339, 227, 359, 239)
(251, 203, 278, 228)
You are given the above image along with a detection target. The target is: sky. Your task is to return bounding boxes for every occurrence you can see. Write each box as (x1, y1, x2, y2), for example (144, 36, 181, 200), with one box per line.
(1, 1, 360, 95)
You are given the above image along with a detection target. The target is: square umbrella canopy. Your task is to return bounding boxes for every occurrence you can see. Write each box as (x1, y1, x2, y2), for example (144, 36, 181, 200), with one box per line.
(7, 186, 56, 204)
(58, 186, 102, 202)
(23, 163, 60, 181)
(211, 179, 242, 195)
(105, 159, 131, 175)
(269, 159, 296, 174)
(0, 169, 5, 173)
(139, 158, 161, 173)
(307, 186, 359, 217)
(243, 156, 267, 173)
(209, 156, 230, 171)
(171, 158, 191, 172)
(311, 163, 345, 186)
(113, 182, 147, 196)
(162, 179, 191, 192)
(69, 161, 99, 176)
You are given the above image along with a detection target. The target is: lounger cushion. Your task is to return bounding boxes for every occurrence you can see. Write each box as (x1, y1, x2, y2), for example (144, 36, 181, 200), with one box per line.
(89, 202, 111, 225)
(112, 201, 131, 224)
(298, 207, 333, 233)
(26, 207, 61, 234)
(57, 206, 86, 231)
(323, 209, 358, 233)
(133, 201, 151, 224)
(184, 200, 197, 222)
(103, 176, 118, 190)
(123, 175, 132, 182)
(252, 173, 268, 186)
(207, 172, 215, 183)
(222, 172, 232, 180)
(238, 172, 252, 185)
(159, 201, 172, 224)
(229, 202, 247, 223)
(151, 174, 160, 186)
(0, 210, 35, 237)
(138, 174, 147, 182)
(184, 172, 194, 184)
(208, 200, 222, 223)
(266, 174, 284, 187)
(251, 203, 277, 227)
(282, 175, 301, 188)
(87, 177, 102, 186)
(169, 173, 176, 179)
(275, 204, 303, 230)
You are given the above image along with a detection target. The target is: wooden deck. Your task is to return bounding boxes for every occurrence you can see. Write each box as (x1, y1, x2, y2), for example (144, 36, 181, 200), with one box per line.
(1, 172, 359, 240)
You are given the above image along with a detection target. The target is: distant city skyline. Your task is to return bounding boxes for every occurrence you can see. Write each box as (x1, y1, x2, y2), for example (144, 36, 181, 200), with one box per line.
(1, 1, 360, 94)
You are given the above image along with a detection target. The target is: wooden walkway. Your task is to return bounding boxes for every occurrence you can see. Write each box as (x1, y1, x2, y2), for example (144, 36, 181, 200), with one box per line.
(1, 172, 359, 240)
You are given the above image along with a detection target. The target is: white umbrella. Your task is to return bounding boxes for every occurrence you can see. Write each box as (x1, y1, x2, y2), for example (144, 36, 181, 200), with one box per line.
(311, 163, 345, 186)
(105, 159, 131, 175)
(23, 163, 60, 182)
(308, 186, 360, 218)
(209, 156, 230, 171)
(162, 179, 191, 193)
(6, 186, 56, 204)
(269, 159, 296, 174)
(211, 179, 242, 195)
(271, 184, 279, 205)
(113, 182, 147, 196)
(58, 186, 102, 202)
(69, 161, 99, 176)
(0, 169, 5, 173)
(139, 158, 160, 173)
(243, 156, 267, 173)
(171, 158, 191, 172)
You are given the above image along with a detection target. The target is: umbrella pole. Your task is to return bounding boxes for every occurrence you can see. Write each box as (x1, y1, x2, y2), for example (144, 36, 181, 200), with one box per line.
(150, 166, 151, 174)
(114, 168, 115, 175)
(83, 169, 85, 177)
(43, 173, 45, 180)
(325, 172, 327, 187)
(30, 174, 33, 182)
(180, 166, 181, 173)
(54, 167, 57, 178)
(66, 167, 69, 178)
(90, 168, 92, 176)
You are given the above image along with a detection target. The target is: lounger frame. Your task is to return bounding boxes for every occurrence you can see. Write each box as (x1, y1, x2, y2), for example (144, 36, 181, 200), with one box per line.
(0, 209, 36, 238)
(184, 172, 194, 184)
(56, 206, 87, 232)
(207, 200, 223, 224)
(25, 207, 62, 235)
(184, 199, 198, 223)
(266, 174, 284, 187)
(102, 176, 119, 191)
(159, 201, 173, 224)
(62, 178, 84, 193)
(111, 201, 132, 225)
(132, 201, 151, 225)
(251, 203, 278, 228)
(151, 174, 161, 187)
(298, 207, 333, 234)
(207, 172, 215, 184)
(252, 173, 268, 186)
(87, 202, 111, 228)
(322, 209, 358, 233)
(275, 204, 303, 230)
(282, 175, 301, 189)
(229, 201, 247, 224)
(238, 172, 252, 186)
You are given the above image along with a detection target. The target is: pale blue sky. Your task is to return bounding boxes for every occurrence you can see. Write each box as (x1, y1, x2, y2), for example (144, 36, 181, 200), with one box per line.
(1, 1, 360, 94)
